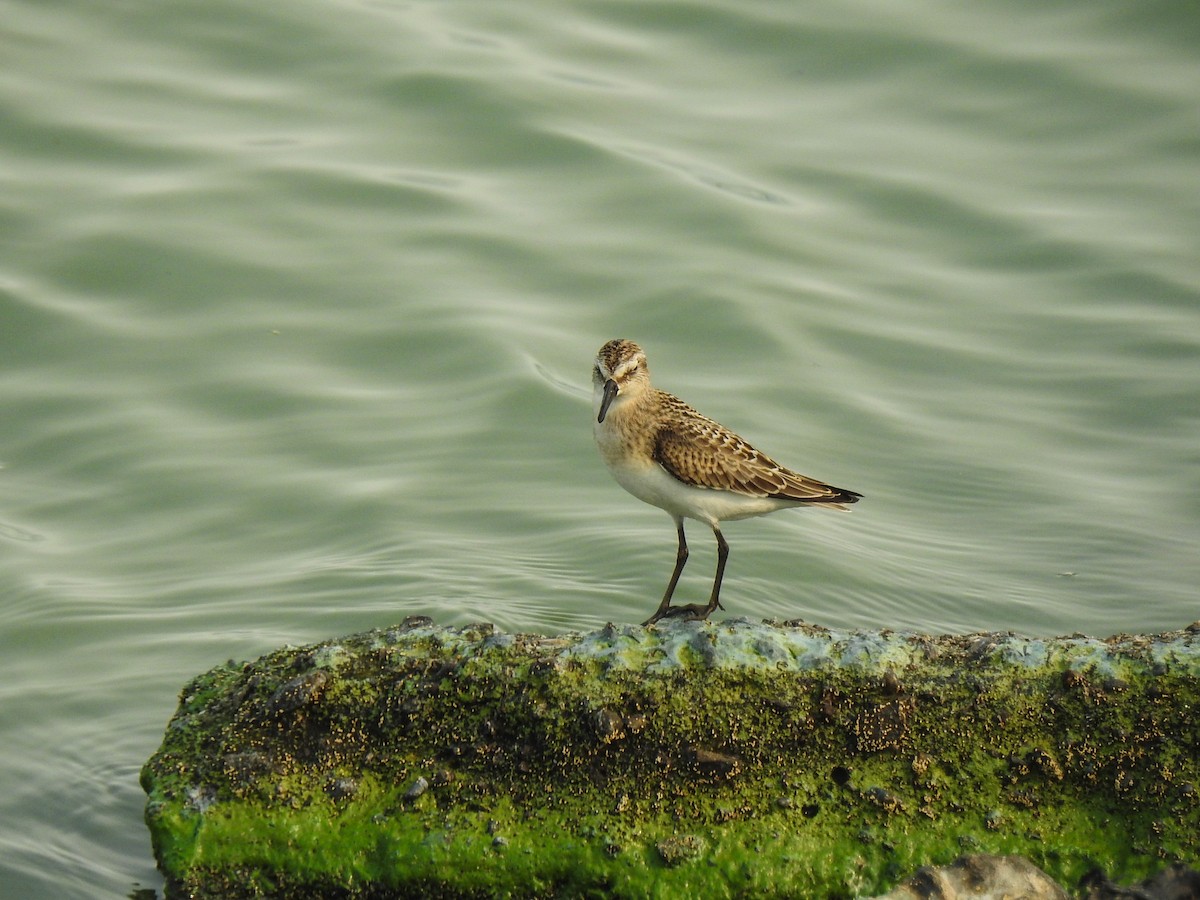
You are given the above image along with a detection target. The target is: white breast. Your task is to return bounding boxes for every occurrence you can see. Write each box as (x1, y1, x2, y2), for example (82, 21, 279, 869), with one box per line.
(599, 442, 794, 525)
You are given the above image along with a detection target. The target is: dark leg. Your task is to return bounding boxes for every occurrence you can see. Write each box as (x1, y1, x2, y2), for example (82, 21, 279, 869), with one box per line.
(646, 523, 729, 624)
(702, 524, 729, 617)
(642, 519, 688, 626)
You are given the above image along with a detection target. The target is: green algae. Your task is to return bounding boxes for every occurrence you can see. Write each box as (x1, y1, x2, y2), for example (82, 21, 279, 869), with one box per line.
(142, 619, 1200, 899)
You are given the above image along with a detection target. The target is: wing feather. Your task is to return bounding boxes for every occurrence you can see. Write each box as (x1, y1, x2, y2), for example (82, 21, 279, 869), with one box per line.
(651, 392, 860, 504)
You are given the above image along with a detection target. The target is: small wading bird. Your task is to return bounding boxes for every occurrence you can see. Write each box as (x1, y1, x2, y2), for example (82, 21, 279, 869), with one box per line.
(592, 339, 861, 625)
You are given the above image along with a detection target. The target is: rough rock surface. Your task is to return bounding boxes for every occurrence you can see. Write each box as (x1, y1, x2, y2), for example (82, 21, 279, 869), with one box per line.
(141, 618, 1200, 899)
(872, 854, 1069, 899)
(873, 855, 1200, 900)
(1080, 862, 1200, 899)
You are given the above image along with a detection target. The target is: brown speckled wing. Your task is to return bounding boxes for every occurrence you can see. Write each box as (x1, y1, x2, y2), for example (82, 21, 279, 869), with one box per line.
(651, 393, 859, 504)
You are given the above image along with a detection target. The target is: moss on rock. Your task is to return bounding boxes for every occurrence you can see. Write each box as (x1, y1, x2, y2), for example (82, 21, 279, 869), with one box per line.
(141, 618, 1200, 898)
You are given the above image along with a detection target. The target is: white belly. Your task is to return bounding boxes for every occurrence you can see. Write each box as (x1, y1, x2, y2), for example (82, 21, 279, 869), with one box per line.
(605, 455, 794, 525)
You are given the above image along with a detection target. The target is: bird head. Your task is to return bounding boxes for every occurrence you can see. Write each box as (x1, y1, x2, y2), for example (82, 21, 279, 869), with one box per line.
(593, 339, 649, 423)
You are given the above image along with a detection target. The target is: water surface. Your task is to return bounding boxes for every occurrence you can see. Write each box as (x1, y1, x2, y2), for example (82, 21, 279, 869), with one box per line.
(1, 1, 1198, 895)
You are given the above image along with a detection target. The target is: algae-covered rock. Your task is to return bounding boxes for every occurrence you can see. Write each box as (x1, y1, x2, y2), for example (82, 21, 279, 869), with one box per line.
(141, 618, 1200, 899)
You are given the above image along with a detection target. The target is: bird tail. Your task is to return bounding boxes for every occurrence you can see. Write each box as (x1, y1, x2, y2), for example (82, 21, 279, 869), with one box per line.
(810, 487, 862, 510)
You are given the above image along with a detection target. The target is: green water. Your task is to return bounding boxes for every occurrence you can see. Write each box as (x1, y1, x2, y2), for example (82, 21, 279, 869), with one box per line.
(1, 1, 1197, 896)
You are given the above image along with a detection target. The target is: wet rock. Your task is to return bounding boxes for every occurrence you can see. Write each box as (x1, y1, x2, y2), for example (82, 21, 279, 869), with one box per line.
(325, 777, 357, 801)
(184, 785, 218, 815)
(592, 708, 625, 743)
(873, 854, 1068, 899)
(655, 834, 704, 866)
(142, 619, 1200, 899)
(222, 750, 277, 786)
(686, 627, 720, 667)
(1080, 864, 1200, 900)
(1028, 747, 1064, 781)
(689, 746, 741, 778)
(268, 669, 328, 715)
(402, 776, 428, 800)
(623, 712, 647, 734)
(863, 785, 905, 814)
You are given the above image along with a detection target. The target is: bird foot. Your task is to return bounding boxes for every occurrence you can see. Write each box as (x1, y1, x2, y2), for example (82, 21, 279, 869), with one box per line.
(642, 603, 716, 626)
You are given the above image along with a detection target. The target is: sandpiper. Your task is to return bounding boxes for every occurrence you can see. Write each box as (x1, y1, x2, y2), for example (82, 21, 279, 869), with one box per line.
(592, 339, 861, 625)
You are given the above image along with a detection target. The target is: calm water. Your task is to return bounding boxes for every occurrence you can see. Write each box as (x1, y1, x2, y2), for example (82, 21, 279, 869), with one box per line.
(2, 0, 1198, 896)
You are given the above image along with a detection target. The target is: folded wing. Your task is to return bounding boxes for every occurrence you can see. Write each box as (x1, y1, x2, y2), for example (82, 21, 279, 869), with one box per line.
(652, 395, 860, 505)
